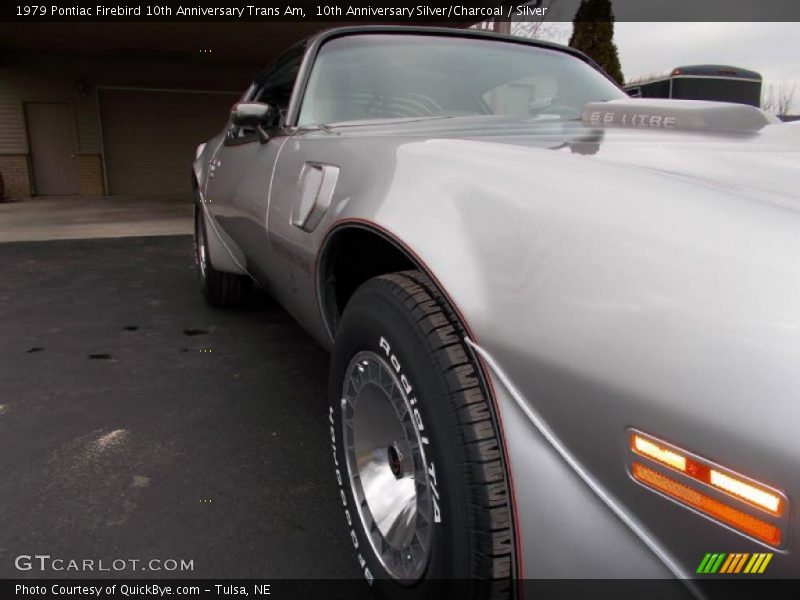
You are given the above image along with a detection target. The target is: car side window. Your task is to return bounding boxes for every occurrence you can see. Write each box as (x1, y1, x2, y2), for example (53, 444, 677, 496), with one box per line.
(241, 82, 257, 102)
(253, 43, 305, 124)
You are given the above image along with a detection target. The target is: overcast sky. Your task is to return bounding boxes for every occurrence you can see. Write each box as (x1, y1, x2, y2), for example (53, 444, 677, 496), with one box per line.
(530, 22, 800, 112)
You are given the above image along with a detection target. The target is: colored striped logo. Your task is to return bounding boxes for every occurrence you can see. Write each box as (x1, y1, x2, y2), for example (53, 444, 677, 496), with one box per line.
(696, 552, 773, 574)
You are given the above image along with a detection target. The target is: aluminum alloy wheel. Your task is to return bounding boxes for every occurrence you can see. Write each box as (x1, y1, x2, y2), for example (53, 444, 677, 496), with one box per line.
(194, 209, 208, 280)
(341, 351, 433, 582)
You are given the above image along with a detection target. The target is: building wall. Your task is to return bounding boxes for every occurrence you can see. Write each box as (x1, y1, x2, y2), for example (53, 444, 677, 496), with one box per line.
(76, 154, 104, 195)
(0, 53, 255, 197)
(0, 154, 31, 197)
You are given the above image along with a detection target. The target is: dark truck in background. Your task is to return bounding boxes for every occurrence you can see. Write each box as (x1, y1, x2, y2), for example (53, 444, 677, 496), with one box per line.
(625, 64, 762, 107)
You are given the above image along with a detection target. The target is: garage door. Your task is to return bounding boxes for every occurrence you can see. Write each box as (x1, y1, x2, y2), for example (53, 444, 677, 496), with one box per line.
(100, 89, 239, 195)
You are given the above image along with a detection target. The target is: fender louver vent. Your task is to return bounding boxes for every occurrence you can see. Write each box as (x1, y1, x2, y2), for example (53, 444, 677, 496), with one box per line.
(582, 99, 774, 133)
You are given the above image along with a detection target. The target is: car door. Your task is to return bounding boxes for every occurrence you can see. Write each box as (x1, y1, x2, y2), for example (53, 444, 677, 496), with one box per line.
(204, 44, 304, 283)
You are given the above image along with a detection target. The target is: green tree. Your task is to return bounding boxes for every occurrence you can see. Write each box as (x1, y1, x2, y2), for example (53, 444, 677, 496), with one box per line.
(568, 0, 625, 86)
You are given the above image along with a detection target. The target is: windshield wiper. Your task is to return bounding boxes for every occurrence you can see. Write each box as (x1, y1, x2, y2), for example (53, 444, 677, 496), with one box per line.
(312, 123, 336, 134)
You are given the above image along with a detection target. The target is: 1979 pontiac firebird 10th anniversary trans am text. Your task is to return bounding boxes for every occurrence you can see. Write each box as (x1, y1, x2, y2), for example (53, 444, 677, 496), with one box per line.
(192, 25, 800, 597)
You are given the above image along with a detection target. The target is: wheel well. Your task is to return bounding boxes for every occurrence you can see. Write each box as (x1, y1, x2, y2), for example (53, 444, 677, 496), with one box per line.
(319, 227, 416, 336)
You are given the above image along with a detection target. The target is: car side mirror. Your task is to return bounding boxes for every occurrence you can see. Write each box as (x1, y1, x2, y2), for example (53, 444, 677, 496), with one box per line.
(230, 102, 278, 142)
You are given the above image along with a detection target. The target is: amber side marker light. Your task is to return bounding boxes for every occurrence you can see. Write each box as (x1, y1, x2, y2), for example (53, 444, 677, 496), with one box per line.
(630, 433, 784, 517)
(632, 463, 782, 547)
(632, 434, 686, 471)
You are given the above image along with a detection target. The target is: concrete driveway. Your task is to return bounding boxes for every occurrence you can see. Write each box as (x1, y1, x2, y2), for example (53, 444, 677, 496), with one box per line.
(0, 234, 362, 581)
(0, 195, 192, 243)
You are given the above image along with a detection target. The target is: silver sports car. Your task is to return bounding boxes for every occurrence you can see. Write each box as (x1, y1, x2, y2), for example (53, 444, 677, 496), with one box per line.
(193, 26, 799, 595)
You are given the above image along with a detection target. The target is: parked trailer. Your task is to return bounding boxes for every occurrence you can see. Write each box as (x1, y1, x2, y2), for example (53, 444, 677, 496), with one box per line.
(625, 65, 762, 108)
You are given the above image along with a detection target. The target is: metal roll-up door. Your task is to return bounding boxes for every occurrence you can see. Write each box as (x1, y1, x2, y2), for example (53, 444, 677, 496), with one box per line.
(100, 89, 238, 195)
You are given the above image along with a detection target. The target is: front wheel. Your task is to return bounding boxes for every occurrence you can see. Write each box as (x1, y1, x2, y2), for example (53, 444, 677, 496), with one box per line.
(329, 270, 515, 599)
(193, 204, 248, 307)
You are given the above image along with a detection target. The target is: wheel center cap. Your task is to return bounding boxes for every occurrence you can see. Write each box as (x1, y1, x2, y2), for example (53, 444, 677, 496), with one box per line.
(342, 351, 433, 581)
(388, 443, 403, 479)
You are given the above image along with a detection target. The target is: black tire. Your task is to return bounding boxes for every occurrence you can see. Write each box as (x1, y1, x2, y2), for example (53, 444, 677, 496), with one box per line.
(193, 203, 248, 307)
(329, 270, 515, 600)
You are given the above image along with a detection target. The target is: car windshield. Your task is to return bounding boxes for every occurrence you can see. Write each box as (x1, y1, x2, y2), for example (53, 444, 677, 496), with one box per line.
(298, 33, 626, 127)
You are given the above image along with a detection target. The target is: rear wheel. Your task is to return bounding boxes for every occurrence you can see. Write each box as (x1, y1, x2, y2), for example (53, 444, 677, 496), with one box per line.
(329, 270, 515, 599)
(193, 204, 248, 307)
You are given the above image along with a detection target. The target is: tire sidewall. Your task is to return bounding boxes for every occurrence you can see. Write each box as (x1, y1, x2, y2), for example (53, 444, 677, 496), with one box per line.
(329, 283, 472, 597)
(193, 204, 211, 289)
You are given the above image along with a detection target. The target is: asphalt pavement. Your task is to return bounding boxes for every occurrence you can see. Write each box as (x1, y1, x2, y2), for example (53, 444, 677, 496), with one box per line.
(0, 235, 361, 580)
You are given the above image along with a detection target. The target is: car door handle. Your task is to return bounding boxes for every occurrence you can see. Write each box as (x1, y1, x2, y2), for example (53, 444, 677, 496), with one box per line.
(291, 163, 340, 233)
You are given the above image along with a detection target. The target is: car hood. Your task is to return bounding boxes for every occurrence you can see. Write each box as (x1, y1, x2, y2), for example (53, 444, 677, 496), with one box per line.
(482, 123, 798, 205)
(325, 108, 798, 205)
